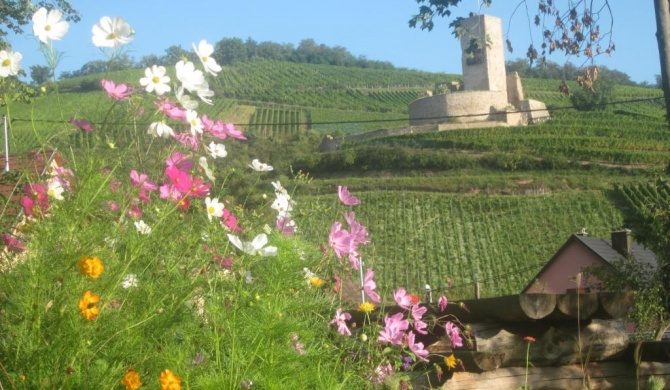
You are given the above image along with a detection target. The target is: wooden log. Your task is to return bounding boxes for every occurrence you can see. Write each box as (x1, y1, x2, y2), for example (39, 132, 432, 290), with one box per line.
(462, 294, 557, 322)
(442, 361, 670, 390)
(468, 319, 628, 369)
(596, 292, 634, 319)
(554, 292, 599, 319)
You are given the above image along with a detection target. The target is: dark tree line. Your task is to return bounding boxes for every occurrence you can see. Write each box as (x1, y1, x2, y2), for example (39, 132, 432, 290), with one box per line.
(505, 58, 641, 87)
(59, 37, 395, 80)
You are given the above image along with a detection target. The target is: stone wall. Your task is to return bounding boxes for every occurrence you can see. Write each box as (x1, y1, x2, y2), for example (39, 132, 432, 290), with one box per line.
(460, 15, 507, 94)
(408, 90, 508, 125)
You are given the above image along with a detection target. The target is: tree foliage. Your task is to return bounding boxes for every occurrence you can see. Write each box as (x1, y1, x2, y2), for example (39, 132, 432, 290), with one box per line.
(409, 1, 615, 66)
(0, 0, 80, 47)
(29, 64, 52, 85)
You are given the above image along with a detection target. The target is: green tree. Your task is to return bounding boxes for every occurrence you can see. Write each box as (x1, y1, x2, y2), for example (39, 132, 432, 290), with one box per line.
(0, 1, 80, 47)
(214, 38, 248, 65)
(29, 64, 52, 85)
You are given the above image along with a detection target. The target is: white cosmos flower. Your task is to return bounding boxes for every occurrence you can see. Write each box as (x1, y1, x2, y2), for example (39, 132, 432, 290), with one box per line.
(176, 60, 214, 104)
(198, 157, 215, 182)
(122, 274, 139, 289)
(208, 142, 227, 159)
(0, 50, 22, 78)
(134, 220, 151, 235)
(185, 109, 203, 135)
(248, 159, 273, 172)
(92, 16, 133, 48)
(175, 86, 198, 110)
(139, 65, 171, 95)
(32, 7, 69, 44)
(46, 177, 65, 200)
(205, 197, 224, 221)
(271, 192, 293, 218)
(227, 233, 277, 257)
(147, 121, 174, 138)
(193, 39, 222, 76)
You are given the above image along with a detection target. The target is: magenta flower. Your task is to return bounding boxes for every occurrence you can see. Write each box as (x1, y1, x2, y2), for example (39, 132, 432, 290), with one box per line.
(165, 166, 193, 194)
(101, 79, 133, 100)
(173, 131, 199, 151)
(363, 268, 381, 303)
(406, 331, 429, 362)
(221, 122, 246, 140)
(222, 209, 241, 233)
(22, 183, 49, 216)
(2, 233, 25, 253)
(394, 287, 414, 310)
(378, 312, 409, 345)
(188, 176, 211, 198)
(165, 152, 193, 172)
(69, 117, 93, 133)
(329, 309, 352, 336)
(338, 185, 361, 206)
(445, 321, 463, 348)
(438, 295, 448, 311)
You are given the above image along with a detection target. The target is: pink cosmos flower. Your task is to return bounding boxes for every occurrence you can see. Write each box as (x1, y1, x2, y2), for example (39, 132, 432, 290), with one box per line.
(275, 216, 295, 236)
(445, 321, 463, 348)
(222, 122, 246, 140)
(438, 295, 448, 311)
(173, 131, 199, 151)
(101, 79, 133, 100)
(378, 312, 409, 345)
(406, 331, 429, 362)
(106, 200, 119, 211)
(22, 183, 49, 216)
(329, 309, 352, 336)
(159, 183, 183, 203)
(338, 185, 361, 206)
(155, 97, 186, 121)
(411, 304, 428, 335)
(328, 221, 351, 259)
(127, 204, 143, 220)
(363, 268, 381, 303)
(369, 363, 394, 387)
(2, 233, 25, 253)
(348, 252, 360, 270)
(69, 117, 93, 133)
(394, 287, 414, 310)
(130, 170, 157, 192)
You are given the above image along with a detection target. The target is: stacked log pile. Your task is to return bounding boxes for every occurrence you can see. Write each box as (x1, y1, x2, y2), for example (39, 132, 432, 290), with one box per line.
(425, 292, 670, 389)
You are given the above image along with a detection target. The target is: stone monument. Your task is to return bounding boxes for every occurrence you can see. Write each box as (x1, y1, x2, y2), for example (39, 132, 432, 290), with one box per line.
(408, 14, 549, 127)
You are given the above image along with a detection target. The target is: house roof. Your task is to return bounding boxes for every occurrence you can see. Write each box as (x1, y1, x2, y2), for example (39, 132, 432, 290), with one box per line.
(521, 233, 658, 293)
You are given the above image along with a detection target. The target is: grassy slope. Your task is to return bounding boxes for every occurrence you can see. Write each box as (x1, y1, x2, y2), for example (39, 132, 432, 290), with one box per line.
(7, 61, 668, 299)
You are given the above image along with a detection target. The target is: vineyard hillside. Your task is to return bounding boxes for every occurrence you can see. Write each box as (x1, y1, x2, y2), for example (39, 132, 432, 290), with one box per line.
(6, 60, 669, 299)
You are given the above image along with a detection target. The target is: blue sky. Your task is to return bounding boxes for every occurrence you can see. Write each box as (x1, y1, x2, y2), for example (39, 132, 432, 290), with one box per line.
(7, 1, 659, 84)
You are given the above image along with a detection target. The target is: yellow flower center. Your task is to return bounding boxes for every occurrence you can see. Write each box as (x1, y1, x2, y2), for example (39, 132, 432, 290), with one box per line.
(45, 25, 52, 31)
(1, 59, 9, 67)
(152, 76, 160, 84)
(191, 119, 197, 126)
(107, 32, 118, 40)
(208, 206, 215, 214)
(202, 56, 208, 62)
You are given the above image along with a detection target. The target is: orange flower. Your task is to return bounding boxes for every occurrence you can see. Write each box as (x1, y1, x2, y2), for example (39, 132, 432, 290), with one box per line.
(78, 290, 100, 320)
(308, 277, 324, 287)
(121, 369, 142, 390)
(159, 369, 181, 390)
(77, 255, 104, 278)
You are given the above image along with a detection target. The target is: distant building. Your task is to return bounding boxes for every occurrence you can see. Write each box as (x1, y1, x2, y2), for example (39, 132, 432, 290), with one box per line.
(522, 229, 658, 294)
(408, 14, 549, 127)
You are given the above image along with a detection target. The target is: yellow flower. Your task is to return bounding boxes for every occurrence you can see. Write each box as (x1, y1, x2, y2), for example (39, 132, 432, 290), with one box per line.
(77, 255, 104, 279)
(358, 302, 375, 313)
(445, 354, 457, 370)
(159, 369, 181, 390)
(121, 369, 142, 390)
(78, 290, 100, 320)
(308, 276, 324, 287)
